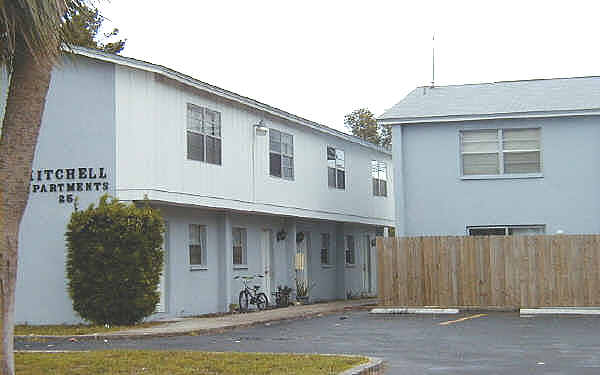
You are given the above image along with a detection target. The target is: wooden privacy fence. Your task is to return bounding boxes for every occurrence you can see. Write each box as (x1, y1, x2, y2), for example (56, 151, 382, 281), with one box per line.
(377, 235, 600, 308)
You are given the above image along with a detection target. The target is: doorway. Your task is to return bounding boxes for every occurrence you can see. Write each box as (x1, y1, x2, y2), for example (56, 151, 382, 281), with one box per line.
(261, 229, 274, 298)
(362, 234, 373, 294)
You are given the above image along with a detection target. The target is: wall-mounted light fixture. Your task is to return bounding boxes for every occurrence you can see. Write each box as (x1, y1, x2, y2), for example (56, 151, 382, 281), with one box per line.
(254, 119, 268, 136)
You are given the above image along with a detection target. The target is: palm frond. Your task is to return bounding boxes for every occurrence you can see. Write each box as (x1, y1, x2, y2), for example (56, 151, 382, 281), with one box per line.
(0, 0, 89, 66)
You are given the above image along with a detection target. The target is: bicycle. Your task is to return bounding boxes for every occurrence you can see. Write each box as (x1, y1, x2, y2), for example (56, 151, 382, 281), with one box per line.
(234, 274, 269, 312)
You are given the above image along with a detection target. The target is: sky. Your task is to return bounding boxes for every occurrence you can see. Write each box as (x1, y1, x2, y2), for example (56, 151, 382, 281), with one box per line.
(98, 0, 600, 133)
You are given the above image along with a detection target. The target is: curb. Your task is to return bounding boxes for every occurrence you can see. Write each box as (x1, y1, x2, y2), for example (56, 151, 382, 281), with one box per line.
(16, 302, 371, 341)
(370, 307, 459, 314)
(340, 356, 385, 375)
(520, 307, 600, 315)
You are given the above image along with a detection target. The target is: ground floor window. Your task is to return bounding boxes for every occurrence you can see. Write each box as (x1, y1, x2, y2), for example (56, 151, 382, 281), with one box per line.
(467, 225, 545, 236)
(189, 224, 207, 266)
(320, 233, 331, 265)
(345, 235, 355, 265)
(233, 228, 247, 267)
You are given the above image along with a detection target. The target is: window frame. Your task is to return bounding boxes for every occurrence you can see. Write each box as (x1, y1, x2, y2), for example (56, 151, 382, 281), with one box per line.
(327, 145, 346, 190)
(186, 103, 222, 166)
(188, 224, 207, 270)
(459, 127, 543, 180)
(269, 128, 294, 180)
(371, 160, 388, 197)
(345, 235, 356, 266)
(232, 227, 248, 269)
(467, 225, 546, 236)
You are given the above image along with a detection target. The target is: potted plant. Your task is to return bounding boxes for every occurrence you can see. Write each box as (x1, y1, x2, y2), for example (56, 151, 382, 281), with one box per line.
(273, 285, 292, 308)
(295, 278, 315, 304)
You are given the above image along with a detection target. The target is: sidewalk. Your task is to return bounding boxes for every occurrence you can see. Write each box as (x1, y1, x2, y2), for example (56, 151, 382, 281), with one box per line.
(20, 299, 376, 340)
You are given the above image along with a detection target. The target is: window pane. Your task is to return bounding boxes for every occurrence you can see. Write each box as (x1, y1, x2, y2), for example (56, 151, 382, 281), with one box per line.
(328, 167, 336, 188)
(283, 156, 294, 179)
(281, 133, 293, 155)
(335, 150, 345, 168)
(321, 248, 329, 264)
(346, 235, 355, 264)
(508, 226, 544, 235)
(373, 178, 379, 196)
(269, 129, 281, 152)
(189, 245, 203, 265)
(206, 137, 222, 165)
(269, 153, 282, 177)
(462, 130, 498, 153)
(503, 128, 540, 151)
(504, 151, 540, 173)
(187, 132, 204, 161)
(189, 224, 205, 265)
(204, 109, 221, 137)
(380, 180, 387, 197)
(469, 227, 506, 236)
(371, 161, 379, 178)
(327, 147, 336, 160)
(337, 169, 345, 189)
(379, 162, 387, 181)
(187, 104, 203, 132)
(463, 153, 499, 175)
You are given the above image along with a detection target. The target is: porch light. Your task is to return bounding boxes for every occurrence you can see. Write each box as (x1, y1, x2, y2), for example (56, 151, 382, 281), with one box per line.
(254, 120, 268, 136)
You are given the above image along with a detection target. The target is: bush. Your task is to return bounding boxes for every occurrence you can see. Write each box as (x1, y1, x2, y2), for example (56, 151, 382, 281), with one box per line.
(66, 195, 165, 325)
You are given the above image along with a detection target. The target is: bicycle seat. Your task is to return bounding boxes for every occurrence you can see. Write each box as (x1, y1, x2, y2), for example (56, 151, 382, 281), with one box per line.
(253, 285, 260, 289)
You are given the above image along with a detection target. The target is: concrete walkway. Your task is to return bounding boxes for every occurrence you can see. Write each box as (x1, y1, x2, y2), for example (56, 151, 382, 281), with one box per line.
(108, 299, 375, 339)
(18, 299, 376, 340)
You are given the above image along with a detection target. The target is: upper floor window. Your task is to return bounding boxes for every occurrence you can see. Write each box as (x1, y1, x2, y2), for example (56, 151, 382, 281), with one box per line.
(460, 128, 541, 176)
(327, 146, 345, 189)
(269, 129, 294, 179)
(187, 103, 222, 165)
(372, 160, 387, 197)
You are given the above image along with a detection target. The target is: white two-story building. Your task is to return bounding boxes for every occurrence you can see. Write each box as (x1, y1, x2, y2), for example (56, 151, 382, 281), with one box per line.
(1, 47, 394, 324)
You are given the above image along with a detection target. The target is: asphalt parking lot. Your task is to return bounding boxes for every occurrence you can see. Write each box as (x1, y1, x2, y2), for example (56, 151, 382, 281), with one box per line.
(17, 311, 600, 374)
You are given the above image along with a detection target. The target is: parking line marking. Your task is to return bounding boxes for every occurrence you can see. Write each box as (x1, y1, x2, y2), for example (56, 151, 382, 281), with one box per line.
(439, 313, 487, 326)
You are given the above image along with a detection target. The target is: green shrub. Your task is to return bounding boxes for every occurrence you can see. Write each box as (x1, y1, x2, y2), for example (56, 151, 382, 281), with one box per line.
(66, 195, 165, 325)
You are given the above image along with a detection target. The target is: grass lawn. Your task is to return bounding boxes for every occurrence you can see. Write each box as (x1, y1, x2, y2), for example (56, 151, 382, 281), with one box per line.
(15, 322, 164, 336)
(16, 350, 366, 374)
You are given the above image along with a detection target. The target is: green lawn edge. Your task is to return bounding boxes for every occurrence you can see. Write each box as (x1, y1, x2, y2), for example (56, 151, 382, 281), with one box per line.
(16, 350, 367, 375)
(15, 322, 164, 336)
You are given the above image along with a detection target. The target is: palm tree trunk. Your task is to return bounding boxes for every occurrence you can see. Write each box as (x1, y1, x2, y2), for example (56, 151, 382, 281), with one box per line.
(0, 38, 54, 375)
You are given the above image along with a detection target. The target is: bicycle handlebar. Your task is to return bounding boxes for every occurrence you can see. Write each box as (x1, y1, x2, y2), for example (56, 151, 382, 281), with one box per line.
(233, 274, 264, 280)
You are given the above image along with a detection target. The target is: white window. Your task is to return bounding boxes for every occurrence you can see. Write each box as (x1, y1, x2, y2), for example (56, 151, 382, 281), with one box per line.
(233, 228, 247, 266)
(467, 225, 545, 236)
(371, 160, 387, 197)
(320, 233, 331, 265)
(460, 128, 541, 176)
(345, 235, 355, 265)
(186, 103, 222, 165)
(327, 146, 345, 189)
(269, 129, 294, 179)
(189, 224, 207, 267)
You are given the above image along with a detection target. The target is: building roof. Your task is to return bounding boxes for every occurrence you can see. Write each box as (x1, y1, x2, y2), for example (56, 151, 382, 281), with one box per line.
(379, 76, 600, 124)
(70, 47, 390, 155)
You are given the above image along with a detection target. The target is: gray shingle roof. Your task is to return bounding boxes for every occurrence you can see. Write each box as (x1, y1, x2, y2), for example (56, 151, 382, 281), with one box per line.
(379, 76, 600, 122)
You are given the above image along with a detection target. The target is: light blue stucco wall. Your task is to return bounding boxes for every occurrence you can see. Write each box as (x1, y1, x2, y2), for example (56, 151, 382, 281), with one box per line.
(394, 116, 600, 236)
(14, 55, 116, 324)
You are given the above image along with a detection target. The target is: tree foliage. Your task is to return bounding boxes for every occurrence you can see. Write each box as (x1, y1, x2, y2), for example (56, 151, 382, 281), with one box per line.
(63, 4, 126, 54)
(66, 195, 165, 325)
(344, 108, 392, 149)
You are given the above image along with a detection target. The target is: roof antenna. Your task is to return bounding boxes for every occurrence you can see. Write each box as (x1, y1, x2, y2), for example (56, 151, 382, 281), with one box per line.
(431, 33, 435, 88)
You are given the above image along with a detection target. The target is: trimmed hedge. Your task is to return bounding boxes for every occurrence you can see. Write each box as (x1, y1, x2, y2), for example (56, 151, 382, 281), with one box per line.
(66, 195, 165, 325)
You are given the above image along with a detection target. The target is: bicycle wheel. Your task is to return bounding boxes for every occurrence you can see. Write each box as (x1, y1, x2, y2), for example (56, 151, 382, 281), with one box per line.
(256, 293, 268, 310)
(239, 290, 250, 312)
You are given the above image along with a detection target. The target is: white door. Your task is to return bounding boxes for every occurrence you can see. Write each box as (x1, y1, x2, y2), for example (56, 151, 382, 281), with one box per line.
(261, 229, 273, 298)
(156, 221, 168, 313)
(362, 235, 372, 294)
